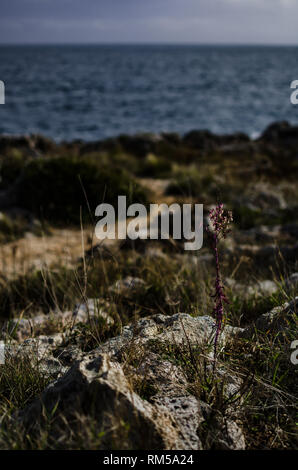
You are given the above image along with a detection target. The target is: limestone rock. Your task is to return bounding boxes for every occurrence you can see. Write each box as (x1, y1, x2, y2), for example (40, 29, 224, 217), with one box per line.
(240, 296, 298, 339)
(154, 395, 203, 450)
(285, 273, 298, 291)
(18, 353, 181, 450)
(4, 299, 113, 342)
(95, 313, 243, 358)
(108, 276, 146, 297)
(73, 299, 114, 324)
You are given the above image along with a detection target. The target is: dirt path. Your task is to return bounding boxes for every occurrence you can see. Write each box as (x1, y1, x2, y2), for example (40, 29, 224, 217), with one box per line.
(0, 229, 92, 278)
(0, 179, 172, 278)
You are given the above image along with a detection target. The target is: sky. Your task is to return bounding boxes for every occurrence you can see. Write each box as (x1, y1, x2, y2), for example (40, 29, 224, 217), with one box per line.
(0, 0, 298, 45)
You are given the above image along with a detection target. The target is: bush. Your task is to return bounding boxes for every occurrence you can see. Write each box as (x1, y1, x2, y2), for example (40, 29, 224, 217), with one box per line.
(233, 205, 298, 230)
(0, 214, 28, 242)
(16, 156, 149, 224)
(166, 169, 213, 198)
(137, 154, 172, 178)
(0, 153, 25, 190)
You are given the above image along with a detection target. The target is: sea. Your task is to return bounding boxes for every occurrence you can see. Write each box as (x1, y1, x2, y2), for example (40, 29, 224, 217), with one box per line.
(0, 44, 298, 141)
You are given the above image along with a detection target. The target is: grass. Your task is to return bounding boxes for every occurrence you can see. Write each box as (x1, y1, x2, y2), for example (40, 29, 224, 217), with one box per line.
(0, 248, 212, 323)
(0, 135, 297, 449)
(0, 351, 51, 416)
(166, 167, 215, 199)
(1, 322, 296, 449)
(233, 205, 298, 230)
(223, 329, 298, 449)
(0, 240, 297, 449)
(0, 266, 77, 319)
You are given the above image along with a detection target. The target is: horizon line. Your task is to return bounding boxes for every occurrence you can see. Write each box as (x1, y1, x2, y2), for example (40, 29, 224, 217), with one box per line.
(0, 41, 298, 47)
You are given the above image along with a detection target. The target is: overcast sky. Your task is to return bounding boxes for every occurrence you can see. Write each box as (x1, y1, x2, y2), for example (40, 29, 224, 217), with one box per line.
(1, 0, 298, 45)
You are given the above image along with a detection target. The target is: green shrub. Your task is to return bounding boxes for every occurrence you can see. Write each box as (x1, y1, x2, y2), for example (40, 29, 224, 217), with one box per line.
(0, 352, 50, 413)
(0, 214, 26, 242)
(233, 205, 298, 230)
(166, 169, 213, 198)
(137, 154, 172, 178)
(0, 153, 25, 190)
(232, 206, 263, 230)
(16, 156, 149, 224)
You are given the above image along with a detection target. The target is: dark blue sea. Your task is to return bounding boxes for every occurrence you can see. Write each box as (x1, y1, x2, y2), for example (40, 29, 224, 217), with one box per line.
(0, 45, 298, 141)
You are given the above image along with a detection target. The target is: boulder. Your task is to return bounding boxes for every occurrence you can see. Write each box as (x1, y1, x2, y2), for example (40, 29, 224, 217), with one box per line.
(95, 313, 243, 359)
(226, 278, 277, 297)
(6, 333, 63, 358)
(247, 280, 277, 297)
(108, 276, 146, 297)
(5, 333, 65, 379)
(118, 133, 161, 157)
(17, 353, 181, 450)
(6, 310, 246, 450)
(238, 187, 287, 211)
(285, 273, 298, 291)
(5, 299, 113, 341)
(202, 410, 246, 450)
(73, 299, 114, 325)
(240, 296, 298, 339)
(154, 395, 204, 449)
(131, 352, 245, 450)
(16, 347, 246, 450)
(260, 121, 298, 143)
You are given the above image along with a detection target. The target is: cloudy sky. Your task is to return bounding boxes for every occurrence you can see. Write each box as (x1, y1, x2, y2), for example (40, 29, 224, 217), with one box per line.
(0, 0, 298, 44)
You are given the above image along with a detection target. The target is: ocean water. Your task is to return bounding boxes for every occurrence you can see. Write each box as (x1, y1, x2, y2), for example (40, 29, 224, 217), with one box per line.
(0, 45, 298, 142)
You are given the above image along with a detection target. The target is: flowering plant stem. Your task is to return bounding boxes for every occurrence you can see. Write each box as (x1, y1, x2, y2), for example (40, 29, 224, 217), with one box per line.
(207, 204, 233, 368)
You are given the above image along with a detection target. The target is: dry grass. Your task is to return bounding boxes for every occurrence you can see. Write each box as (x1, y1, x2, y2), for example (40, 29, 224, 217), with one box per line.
(0, 141, 297, 449)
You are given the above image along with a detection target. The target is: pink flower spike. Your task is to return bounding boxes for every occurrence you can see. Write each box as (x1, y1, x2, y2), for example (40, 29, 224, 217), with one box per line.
(207, 203, 233, 364)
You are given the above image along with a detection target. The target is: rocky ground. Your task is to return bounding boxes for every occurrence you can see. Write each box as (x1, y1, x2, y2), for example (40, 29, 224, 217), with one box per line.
(0, 121, 297, 449)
